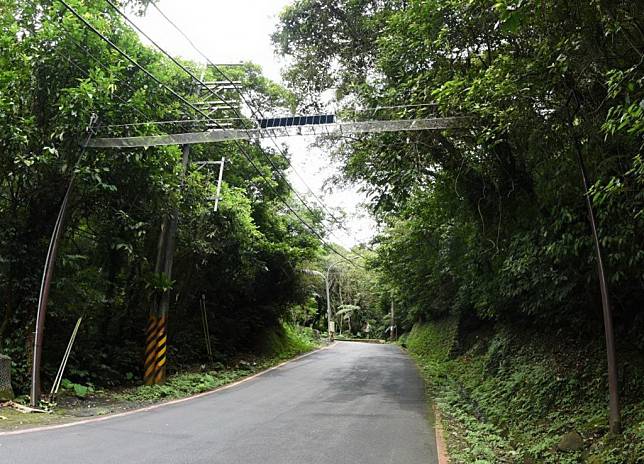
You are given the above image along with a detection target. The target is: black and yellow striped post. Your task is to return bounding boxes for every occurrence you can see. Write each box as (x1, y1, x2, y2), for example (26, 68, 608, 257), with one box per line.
(143, 313, 169, 385)
(154, 315, 168, 384)
(144, 314, 159, 385)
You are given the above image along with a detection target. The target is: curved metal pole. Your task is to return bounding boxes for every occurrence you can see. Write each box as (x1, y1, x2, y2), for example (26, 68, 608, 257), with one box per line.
(566, 99, 620, 433)
(31, 183, 71, 406)
(30, 116, 98, 407)
(574, 145, 620, 433)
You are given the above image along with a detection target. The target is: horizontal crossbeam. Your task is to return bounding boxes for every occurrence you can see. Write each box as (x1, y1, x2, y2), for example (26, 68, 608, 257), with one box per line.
(86, 117, 472, 149)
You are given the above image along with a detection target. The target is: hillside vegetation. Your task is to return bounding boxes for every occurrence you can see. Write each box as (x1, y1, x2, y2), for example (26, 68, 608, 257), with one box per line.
(0, 1, 642, 458)
(405, 321, 644, 463)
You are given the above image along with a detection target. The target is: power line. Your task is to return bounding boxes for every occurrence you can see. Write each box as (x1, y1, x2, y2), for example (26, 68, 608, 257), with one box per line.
(122, 2, 341, 226)
(63, 0, 407, 257)
(102, 0, 362, 257)
(57, 0, 219, 128)
(57, 26, 157, 123)
(104, 0, 366, 264)
(343, 103, 438, 116)
(148, 3, 356, 231)
(149, 2, 369, 257)
(101, 117, 243, 129)
(55, 48, 150, 122)
(56, 0, 361, 268)
(24, 0, 159, 125)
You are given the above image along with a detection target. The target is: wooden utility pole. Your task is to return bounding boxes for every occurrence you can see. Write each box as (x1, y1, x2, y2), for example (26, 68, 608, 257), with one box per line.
(144, 144, 190, 385)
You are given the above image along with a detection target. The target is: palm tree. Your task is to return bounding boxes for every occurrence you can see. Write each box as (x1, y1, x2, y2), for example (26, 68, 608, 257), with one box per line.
(335, 304, 360, 335)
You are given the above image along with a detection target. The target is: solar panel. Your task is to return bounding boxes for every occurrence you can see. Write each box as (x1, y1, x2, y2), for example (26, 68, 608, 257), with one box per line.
(257, 114, 335, 128)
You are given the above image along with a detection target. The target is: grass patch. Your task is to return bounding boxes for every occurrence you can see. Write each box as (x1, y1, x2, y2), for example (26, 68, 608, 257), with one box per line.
(0, 407, 76, 430)
(256, 323, 318, 358)
(119, 323, 318, 404)
(405, 317, 459, 362)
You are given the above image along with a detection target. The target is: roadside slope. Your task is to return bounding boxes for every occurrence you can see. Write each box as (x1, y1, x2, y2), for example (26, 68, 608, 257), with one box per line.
(405, 319, 644, 463)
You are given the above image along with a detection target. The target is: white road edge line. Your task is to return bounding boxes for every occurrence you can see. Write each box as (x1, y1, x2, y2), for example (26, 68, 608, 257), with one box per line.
(0, 343, 336, 437)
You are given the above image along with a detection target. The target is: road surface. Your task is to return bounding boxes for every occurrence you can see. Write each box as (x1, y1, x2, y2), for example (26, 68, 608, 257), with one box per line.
(0, 342, 437, 464)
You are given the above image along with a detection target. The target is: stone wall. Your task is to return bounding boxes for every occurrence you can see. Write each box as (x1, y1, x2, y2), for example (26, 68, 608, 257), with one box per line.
(0, 354, 14, 401)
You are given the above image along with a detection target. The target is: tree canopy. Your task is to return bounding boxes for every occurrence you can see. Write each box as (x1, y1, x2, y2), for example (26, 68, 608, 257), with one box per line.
(274, 0, 643, 339)
(0, 0, 329, 391)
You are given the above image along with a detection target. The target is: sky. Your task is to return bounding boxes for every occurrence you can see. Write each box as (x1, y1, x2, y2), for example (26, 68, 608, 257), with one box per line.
(127, 0, 378, 249)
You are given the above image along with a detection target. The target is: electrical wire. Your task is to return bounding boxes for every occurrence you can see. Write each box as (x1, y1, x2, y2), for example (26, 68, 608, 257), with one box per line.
(101, 0, 365, 259)
(123, 1, 351, 235)
(55, 48, 150, 122)
(22, 0, 159, 125)
(57, 25, 158, 123)
(343, 103, 438, 114)
(57, 0, 220, 128)
(56, 0, 362, 268)
(102, 117, 242, 129)
(106, 0, 367, 263)
(98, 1, 376, 257)
(149, 2, 370, 258)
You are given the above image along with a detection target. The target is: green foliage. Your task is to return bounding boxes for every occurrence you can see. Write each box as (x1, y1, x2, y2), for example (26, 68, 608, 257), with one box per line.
(120, 372, 233, 403)
(296, 250, 383, 337)
(275, 0, 644, 347)
(0, 0, 323, 393)
(406, 318, 458, 363)
(120, 323, 318, 403)
(408, 322, 644, 463)
(256, 323, 318, 359)
(60, 378, 94, 399)
(275, 1, 643, 461)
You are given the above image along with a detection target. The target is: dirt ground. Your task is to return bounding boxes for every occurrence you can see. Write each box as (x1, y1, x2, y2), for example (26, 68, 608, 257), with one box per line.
(0, 394, 146, 432)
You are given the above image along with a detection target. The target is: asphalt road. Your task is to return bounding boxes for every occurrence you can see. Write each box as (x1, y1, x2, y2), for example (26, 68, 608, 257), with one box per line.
(0, 342, 437, 464)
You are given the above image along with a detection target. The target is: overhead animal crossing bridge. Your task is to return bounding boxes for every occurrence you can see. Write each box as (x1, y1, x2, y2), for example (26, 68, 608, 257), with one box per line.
(86, 114, 471, 148)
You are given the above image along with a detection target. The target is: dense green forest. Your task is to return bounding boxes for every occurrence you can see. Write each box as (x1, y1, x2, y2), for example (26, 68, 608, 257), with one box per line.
(1, 0, 643, 461)
(0, 0, 383, 398)
(274, 0, 643, 335)
(273, 0, 644, 462)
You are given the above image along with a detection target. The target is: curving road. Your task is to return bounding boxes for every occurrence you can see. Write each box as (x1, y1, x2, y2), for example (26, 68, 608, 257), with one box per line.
(0, 342, 437, 464)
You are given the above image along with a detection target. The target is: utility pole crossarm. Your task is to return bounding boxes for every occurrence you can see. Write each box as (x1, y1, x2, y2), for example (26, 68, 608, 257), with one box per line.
(86, 117, 472, 149)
